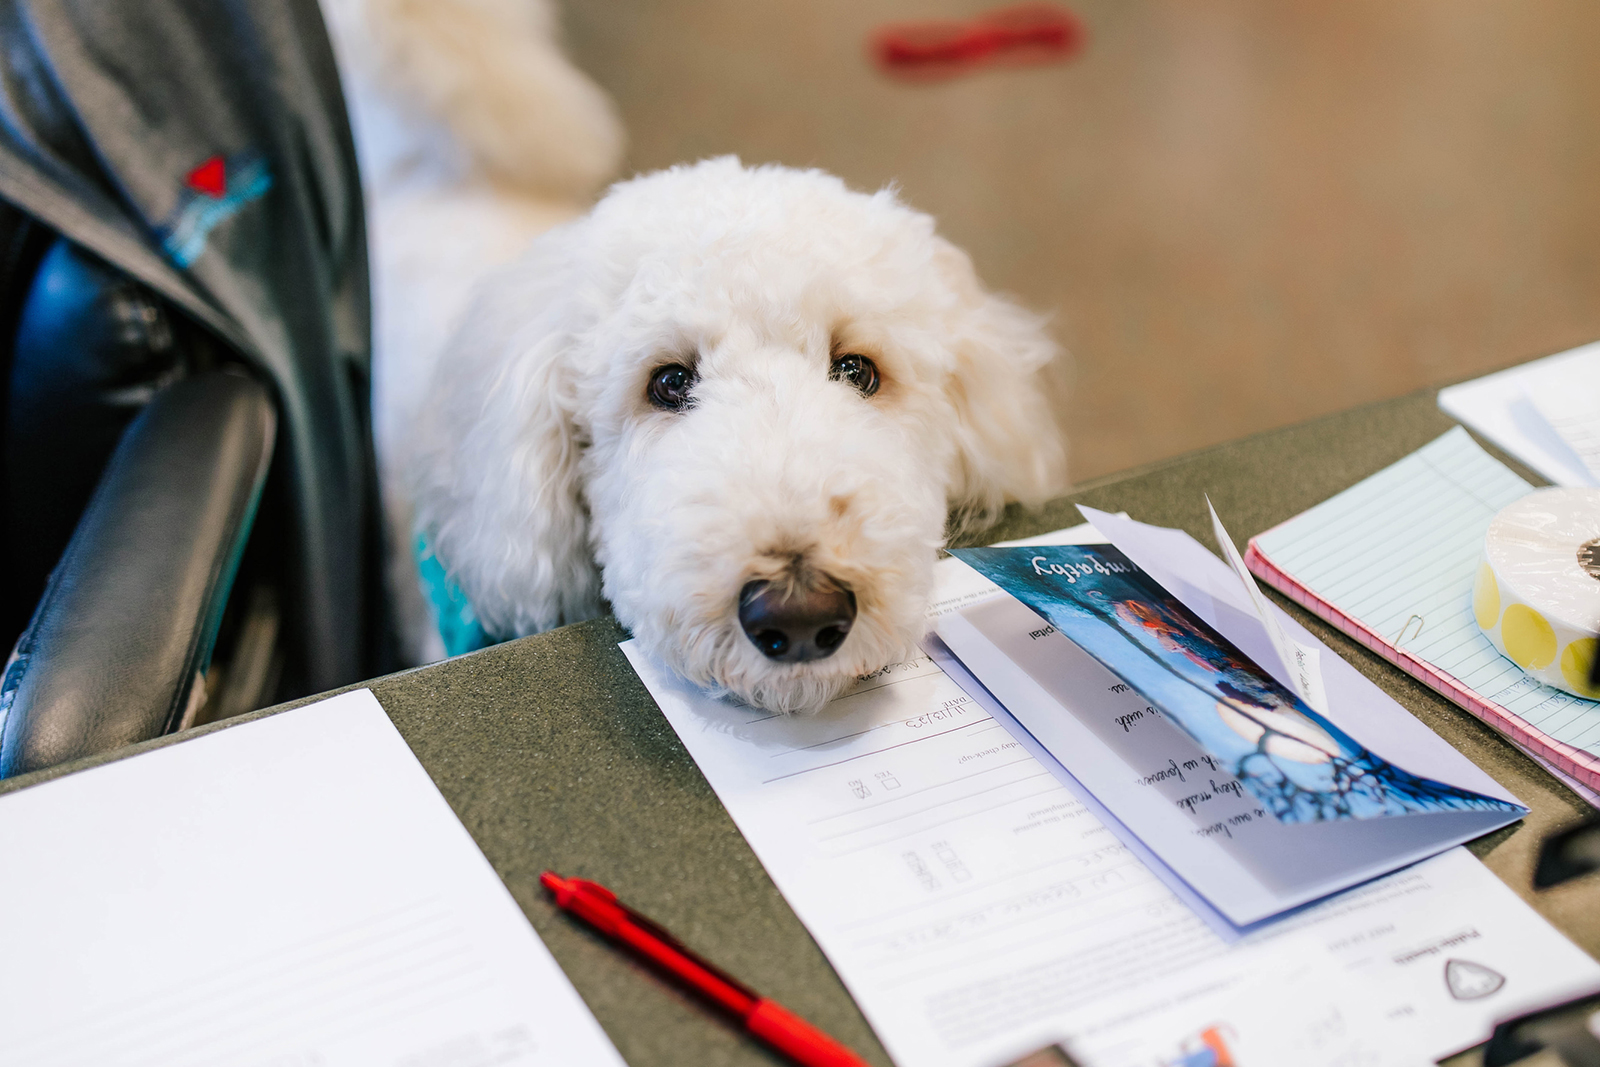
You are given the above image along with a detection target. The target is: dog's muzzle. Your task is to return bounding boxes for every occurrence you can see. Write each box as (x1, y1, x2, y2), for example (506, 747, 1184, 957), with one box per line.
(738, 578, 856, 662)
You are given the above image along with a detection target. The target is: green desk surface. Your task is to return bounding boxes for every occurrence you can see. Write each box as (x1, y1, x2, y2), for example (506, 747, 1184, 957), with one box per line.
(6, 389, 1596, 1066)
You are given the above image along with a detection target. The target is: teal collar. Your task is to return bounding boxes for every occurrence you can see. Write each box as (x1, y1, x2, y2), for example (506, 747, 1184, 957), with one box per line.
(414, 532, 495, 657)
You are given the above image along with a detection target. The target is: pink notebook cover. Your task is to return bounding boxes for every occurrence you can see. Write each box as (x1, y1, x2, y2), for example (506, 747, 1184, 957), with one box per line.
(1245, 540, 1600, 795)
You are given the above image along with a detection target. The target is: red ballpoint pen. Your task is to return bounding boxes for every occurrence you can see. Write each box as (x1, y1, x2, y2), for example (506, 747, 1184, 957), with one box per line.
(541, 872, 872, 1067)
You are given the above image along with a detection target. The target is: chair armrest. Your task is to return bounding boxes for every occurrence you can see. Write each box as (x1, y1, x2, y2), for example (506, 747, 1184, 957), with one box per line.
(0, 371, 275, 776)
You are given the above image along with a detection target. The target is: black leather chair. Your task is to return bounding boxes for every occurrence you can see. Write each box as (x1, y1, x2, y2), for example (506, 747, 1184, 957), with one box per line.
(0, 0, 392, 776)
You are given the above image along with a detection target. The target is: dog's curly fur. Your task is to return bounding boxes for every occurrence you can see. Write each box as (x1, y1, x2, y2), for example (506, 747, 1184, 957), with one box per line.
(406, 157, 1066, 713)
(321, 0, 623, 199)
(321, 0, 628, 666)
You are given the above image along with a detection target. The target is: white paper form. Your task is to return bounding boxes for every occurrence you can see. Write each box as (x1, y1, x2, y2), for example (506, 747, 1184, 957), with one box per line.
(1438, 341, 1600, 488)
(0, 689, 625, 1067)
(1250, 428, 1600, 771)
(628, 544, 1600, 1067)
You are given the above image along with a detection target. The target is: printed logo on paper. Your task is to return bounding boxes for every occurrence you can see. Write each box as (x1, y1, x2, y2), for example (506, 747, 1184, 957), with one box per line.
(1445, 958, 1506, 1000)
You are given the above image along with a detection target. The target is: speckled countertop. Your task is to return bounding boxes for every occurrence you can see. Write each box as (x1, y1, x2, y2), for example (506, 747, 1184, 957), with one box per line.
(8, 390, 1594, 1066)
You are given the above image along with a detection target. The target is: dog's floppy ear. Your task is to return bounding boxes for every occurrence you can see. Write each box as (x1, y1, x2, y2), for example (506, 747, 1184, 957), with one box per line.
(408, 220, 602, 638)
(935, 238, 1069, 532)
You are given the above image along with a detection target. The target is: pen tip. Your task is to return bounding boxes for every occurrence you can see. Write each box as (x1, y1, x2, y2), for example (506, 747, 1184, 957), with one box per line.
(540, 871, 567, 894)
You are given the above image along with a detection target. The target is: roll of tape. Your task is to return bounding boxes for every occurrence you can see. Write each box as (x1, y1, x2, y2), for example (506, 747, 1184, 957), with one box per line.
(1476, 487, 1600, 698)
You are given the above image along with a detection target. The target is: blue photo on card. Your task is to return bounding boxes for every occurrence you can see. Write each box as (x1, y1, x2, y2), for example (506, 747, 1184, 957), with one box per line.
(950, 545, 1520, 822)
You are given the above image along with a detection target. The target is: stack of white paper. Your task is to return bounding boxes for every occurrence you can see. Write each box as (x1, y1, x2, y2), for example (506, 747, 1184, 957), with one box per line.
(0, 690, 625, 1067)
(1439, 340, 1600, 487)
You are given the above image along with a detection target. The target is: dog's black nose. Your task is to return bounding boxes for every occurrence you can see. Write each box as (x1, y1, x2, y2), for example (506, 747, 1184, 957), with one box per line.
(738, 579, 856, 662)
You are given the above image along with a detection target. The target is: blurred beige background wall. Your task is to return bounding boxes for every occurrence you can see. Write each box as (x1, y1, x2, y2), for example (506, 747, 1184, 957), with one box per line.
(561, 0, 1600, 483)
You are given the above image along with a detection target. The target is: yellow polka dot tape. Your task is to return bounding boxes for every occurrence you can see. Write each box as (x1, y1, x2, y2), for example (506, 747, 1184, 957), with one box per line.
(1476, 487, 1600, 698)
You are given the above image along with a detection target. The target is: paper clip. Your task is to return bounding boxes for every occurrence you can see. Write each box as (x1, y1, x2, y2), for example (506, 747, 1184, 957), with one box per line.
(1395, 614, 1426, 645)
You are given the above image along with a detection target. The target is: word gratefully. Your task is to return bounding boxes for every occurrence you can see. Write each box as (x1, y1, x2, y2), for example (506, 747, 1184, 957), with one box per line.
(1030, 555, 1135, 583)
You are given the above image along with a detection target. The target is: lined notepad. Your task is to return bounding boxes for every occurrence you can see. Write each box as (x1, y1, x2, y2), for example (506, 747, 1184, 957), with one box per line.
(1245, 427, 1600, 795)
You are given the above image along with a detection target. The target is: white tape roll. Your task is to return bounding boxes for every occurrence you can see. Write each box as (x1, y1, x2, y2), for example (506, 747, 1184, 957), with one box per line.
(1475, 487, 1600, 698)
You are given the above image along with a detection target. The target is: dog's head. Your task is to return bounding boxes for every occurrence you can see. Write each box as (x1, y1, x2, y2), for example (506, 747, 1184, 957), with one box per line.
(413, 158, 1066, 712)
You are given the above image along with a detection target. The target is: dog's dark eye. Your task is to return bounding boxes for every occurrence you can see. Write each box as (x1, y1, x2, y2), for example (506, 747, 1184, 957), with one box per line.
(647, 363, 697, 410)
(829, 353, 880, 396)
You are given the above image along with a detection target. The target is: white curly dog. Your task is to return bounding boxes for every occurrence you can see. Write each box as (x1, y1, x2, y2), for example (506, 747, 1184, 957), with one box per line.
(323, 0, 1066, 714)
(407, 158, 1067, 714)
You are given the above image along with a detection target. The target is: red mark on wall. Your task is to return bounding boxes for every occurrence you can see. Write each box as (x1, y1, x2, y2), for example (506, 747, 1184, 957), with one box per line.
(871, 4, 1085, 81)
